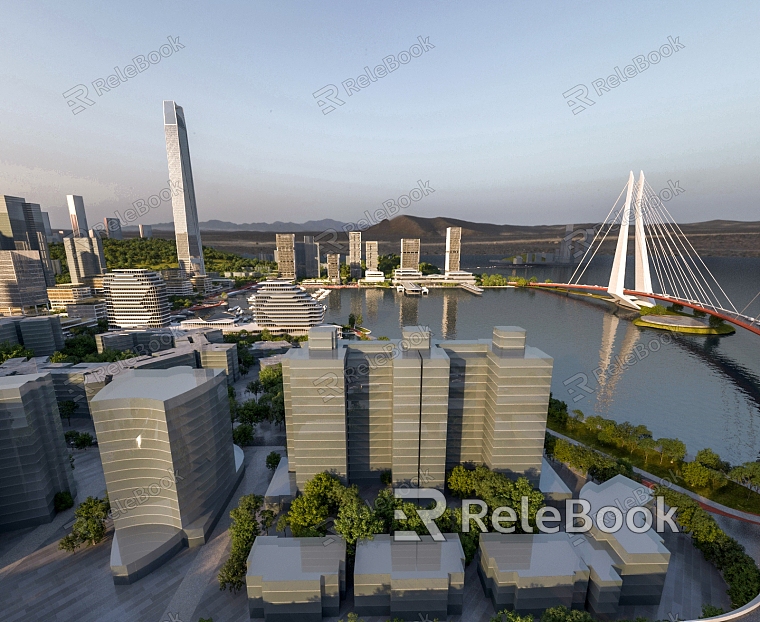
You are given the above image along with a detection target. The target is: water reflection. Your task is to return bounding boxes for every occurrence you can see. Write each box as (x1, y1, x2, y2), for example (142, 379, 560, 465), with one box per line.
(365, 288, 383, 323)
(442, 295, 458, 339)
(594, 317, 639, 414)
(399, 292, 419, 327)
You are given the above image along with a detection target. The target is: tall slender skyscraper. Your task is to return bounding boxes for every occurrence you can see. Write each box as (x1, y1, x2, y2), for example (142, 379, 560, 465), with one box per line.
(445, 227, 461, 274)
(67, 195, 88, 237)
(365, 241, 378, 272)
(163, 101, 205, 276)
(275, 233, 296, 280)
(349, 231, 362, 280)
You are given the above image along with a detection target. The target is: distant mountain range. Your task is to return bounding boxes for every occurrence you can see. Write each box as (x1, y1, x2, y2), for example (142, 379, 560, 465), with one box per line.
(123, 219, 347, 232)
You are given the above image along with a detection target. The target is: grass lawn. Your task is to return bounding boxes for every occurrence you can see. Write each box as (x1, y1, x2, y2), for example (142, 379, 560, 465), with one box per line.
(547, 421, 760, 515)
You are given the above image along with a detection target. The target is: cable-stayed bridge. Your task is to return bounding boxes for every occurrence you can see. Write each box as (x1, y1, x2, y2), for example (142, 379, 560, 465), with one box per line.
(529, 171, 760, 337)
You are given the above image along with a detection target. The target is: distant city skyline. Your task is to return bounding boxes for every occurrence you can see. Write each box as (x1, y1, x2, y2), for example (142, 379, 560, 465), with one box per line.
(1, 1, 758, 229)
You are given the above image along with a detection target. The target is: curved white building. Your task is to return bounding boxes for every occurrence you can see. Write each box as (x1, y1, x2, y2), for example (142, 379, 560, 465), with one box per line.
(248, 280, 325, 334)
(103, 269, 170, 329)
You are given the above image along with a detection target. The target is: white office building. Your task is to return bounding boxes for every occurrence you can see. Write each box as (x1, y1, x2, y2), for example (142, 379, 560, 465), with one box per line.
(248, 280, 325, 334)
(103, 269, 170, 328)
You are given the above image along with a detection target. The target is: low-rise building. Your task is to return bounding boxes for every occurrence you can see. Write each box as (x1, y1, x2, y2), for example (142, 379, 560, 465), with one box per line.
(47, 285, 93, 311)
(65, 300, 107, 320)
(479, 533, 589, 614)
(246, 536, 346, 622)
(17, 316, 64, 357)
(354, 534, 465, 620)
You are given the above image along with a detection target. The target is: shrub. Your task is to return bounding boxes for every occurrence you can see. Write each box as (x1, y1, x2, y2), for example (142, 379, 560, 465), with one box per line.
(490, 609, 534, 622)
(73, 432, 94, 450)
(700, 604, 724, 618)
(709, 314, 725, 328)
(540, 606, 594, 622)
(380, 470, 392, 486)
(54, 491, 74, 512)
(266, 451, 281, 471)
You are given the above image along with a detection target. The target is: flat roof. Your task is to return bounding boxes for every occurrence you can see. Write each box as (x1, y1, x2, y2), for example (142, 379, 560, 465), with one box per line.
(480, 533, 587, 579)
(247, 536, 345, 581)
(580, 475, 669, 557)
(91, 367, 220, 402)
(354, 534, 464, 579)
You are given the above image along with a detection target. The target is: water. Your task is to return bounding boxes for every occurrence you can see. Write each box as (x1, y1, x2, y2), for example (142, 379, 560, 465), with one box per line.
(231, 257, 760, 465)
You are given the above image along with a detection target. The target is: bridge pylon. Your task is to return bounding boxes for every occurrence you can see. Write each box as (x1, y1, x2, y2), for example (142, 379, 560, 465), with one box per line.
(607, 171, 655, 310)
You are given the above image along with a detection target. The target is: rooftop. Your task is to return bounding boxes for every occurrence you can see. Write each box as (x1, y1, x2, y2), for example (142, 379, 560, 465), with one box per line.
(91, 366, 221, 403)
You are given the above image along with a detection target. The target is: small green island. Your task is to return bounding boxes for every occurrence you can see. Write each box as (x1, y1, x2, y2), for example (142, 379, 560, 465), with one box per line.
(634, 304, 736, 335)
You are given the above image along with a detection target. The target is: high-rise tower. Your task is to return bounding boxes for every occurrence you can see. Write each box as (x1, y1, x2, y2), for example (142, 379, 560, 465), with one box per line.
(445, 227, 461, 274)
(163, 101, 205, 276)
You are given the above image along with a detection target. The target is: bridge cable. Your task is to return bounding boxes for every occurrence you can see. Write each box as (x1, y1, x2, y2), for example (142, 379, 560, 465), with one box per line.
(569, 183, 628, 285)
(655, 195, 738, 314)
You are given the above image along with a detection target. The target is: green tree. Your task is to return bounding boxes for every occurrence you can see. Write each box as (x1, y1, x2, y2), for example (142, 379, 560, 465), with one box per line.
(729, 462, 760, 498)
(266, 451, 281, 472)
(58, 400, 77, 426)
(683, 461, 712, 488)
(259, 364, 283, 393)
(246, 379, 262, 397)
(695, 448, 729, 472)
(74, 432, 94, 450)
(490, 609, 534, 622)
(278, 494, 329, 537)
(638, 436, 658, 463)
(54, 491, 74, 512)
(0, 341, 34, 364)
(218, 494, 265, 592)
(658, 438, 687, 464)
(58, 496, 110, 551)
(348, 313, 356, 328)
(419, 262, 440, 275)
(540, 606, 594, 622)
(333, 493, 385, 554)
(233, 424, 254, 446)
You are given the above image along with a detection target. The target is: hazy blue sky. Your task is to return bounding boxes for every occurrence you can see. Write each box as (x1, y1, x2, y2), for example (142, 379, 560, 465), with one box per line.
(1, 1, 758, 228)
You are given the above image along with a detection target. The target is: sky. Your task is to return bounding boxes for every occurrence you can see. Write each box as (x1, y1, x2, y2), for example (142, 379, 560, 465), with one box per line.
(1, 0, 758, 229)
